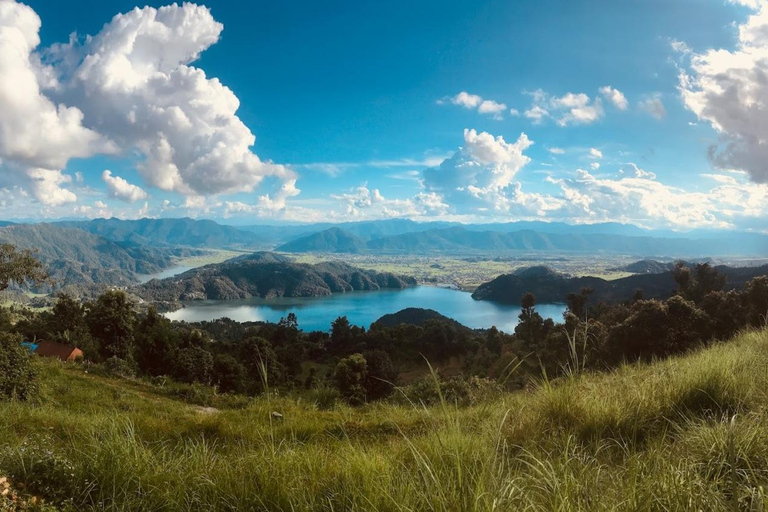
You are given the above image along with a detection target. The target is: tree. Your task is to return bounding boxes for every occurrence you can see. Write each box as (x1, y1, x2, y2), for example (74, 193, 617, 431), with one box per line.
(134, 307, 179, 376)
(50, 294, 86, 334)
(334, 353, 368, 405)
(674, 262, 726, 304)
(175, 346, 214, 384)
(86, 290, 136, 361)
(515, 293, 547, 344)
(363, 350, 397, 400)
(745, 276, 768, 327)
(0, 244, 48, 291)
(212, 354, 247, 394)
(566, 287, 594, 320)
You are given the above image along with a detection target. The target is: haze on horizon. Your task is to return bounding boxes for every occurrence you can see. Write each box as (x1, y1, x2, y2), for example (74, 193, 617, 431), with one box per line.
(0, 0, 767, 233)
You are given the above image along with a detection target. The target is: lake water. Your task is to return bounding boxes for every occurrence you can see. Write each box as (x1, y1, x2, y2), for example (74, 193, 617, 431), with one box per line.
(137, 266, 193, 283)
(163, 286, 565, 333)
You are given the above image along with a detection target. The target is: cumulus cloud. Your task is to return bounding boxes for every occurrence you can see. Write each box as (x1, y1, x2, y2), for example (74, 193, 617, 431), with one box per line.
(442, 91, 508, 119)
(589, 148, 603, 159)
(102, 170, 148, 202)
(679, 0, 768, 182)
(547, 167, 768, 229)
(0, 0, 113, 205)
(638, 94, 666, 120)
(524, 89, 604, 126)
(0, 1, 297, 209)
(422, 128, 536, 213)
(599, 85, 629, 110)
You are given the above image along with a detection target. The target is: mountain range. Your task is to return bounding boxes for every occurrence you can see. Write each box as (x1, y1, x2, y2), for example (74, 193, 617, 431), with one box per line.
(0, 224, 201, 292)
(277, 226, 768, 257)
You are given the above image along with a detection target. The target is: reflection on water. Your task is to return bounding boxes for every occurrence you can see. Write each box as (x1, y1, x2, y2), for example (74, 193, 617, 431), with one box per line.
(163, 286, 566, 333)
(137, 266, 193, 283)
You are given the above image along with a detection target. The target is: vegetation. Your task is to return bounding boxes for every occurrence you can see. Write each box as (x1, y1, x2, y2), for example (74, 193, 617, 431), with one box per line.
(472, 261, 768, 304)
(2, 328, 768, 509)
(2, 244, 768, 509)
(136, 252, 417, 303)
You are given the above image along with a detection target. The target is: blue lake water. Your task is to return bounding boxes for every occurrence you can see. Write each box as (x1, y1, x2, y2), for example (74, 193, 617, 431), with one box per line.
(163, 286, 566, 333)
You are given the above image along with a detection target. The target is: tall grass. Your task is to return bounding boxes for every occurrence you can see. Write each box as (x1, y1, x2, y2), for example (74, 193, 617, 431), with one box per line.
(2, 329, 768, 510)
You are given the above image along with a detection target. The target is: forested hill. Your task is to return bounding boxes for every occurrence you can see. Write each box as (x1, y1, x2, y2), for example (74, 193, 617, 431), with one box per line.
(136, 252, 417, 302)
(471, 264, 768, 304)
(56, 217, 265, 248)
(0, 224, 199, 292)
(278, 226, 768, 257)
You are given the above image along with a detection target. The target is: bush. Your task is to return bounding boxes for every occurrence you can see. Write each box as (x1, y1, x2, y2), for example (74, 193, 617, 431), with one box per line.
(102, 356, 136, 378)
(0, 333, 37, 401)
(395, 374, 503, 407)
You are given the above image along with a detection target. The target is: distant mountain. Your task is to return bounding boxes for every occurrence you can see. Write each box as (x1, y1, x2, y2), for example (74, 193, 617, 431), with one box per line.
(0, 224, 199, 292)
(276, 228, 367, 253)
(273, 226, 767, 257)
(136, 252, 417, 302)
(56, 218, 264, 248)
(471, 264, 768, 304)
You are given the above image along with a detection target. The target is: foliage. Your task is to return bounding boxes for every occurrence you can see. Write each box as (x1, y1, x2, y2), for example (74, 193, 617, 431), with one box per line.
(0, 243, 48, 291)
(0, 333, 37, 401)
(334, 353, 368, 404)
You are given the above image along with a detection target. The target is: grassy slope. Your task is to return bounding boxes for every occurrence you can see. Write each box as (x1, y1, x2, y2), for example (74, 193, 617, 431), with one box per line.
(4, 329, 768, 510)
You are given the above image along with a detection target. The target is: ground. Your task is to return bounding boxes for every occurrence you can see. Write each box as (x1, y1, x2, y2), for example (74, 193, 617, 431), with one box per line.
(2, 328, 768, 510)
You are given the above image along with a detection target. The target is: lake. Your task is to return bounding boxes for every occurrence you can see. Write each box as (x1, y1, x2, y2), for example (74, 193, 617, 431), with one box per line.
(137, 266, 194, 283)
(163, 286, 566, 332)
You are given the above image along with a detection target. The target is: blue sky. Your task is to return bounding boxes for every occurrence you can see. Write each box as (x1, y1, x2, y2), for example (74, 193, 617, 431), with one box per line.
(1, 0, 767, 230)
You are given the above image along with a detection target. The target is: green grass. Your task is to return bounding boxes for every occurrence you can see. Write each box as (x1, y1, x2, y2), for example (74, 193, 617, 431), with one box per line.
(5, 329, 768, 510)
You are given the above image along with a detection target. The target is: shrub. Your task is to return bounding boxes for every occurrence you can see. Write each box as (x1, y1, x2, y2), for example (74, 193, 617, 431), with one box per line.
(334, 353, 368, 405)
(102, 356, 136, 378)
(0, 333, 37, 401)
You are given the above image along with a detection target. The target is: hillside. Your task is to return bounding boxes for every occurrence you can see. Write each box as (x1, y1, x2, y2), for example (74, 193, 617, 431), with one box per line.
(57, 217, 265, 249)
(276, 227, 367, 253)
(472, 263, 768, 304)
(277, 225, 768, 257)
(0, 224, 199, 292)
(3, 329, 768, 509)
(136, 252, 417, 302)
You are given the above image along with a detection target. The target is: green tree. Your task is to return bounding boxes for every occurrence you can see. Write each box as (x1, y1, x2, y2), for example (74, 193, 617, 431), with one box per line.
(86, 290, 136, 361)
(363, 350, 397, 400)
(212, 354, 247, 394)
(745, 276, 768, 327)
(175, 346, 214, 384)
(0, 244, 48, 291)
(334, 353, 368, 405)
(134, 307, 179, 376)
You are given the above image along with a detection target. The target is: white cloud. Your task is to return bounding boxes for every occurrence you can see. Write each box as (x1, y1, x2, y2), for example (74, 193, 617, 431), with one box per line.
(102, 170, 148, 202)
(0, 0, 114, 205)
(509, 108, 520, 117)
(589, 148, 603, 159)
(638, 94, 666, 120)
(0, 1, 298, 207)
(443, 91, 508, 119)
(450, 91, 482, 109)
(422, 128, 534, 213)
(547, 147, 566, 155)
(524, 105, 549, 123)
(590, 162, 601, 170)
(679, 0, 768, 182)
(599, 86, 629, 110)
(524, 89, 605, 126)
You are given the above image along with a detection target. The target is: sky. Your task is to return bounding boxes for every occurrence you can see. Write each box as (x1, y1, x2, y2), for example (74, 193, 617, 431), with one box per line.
(0, 0, 767, 231)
